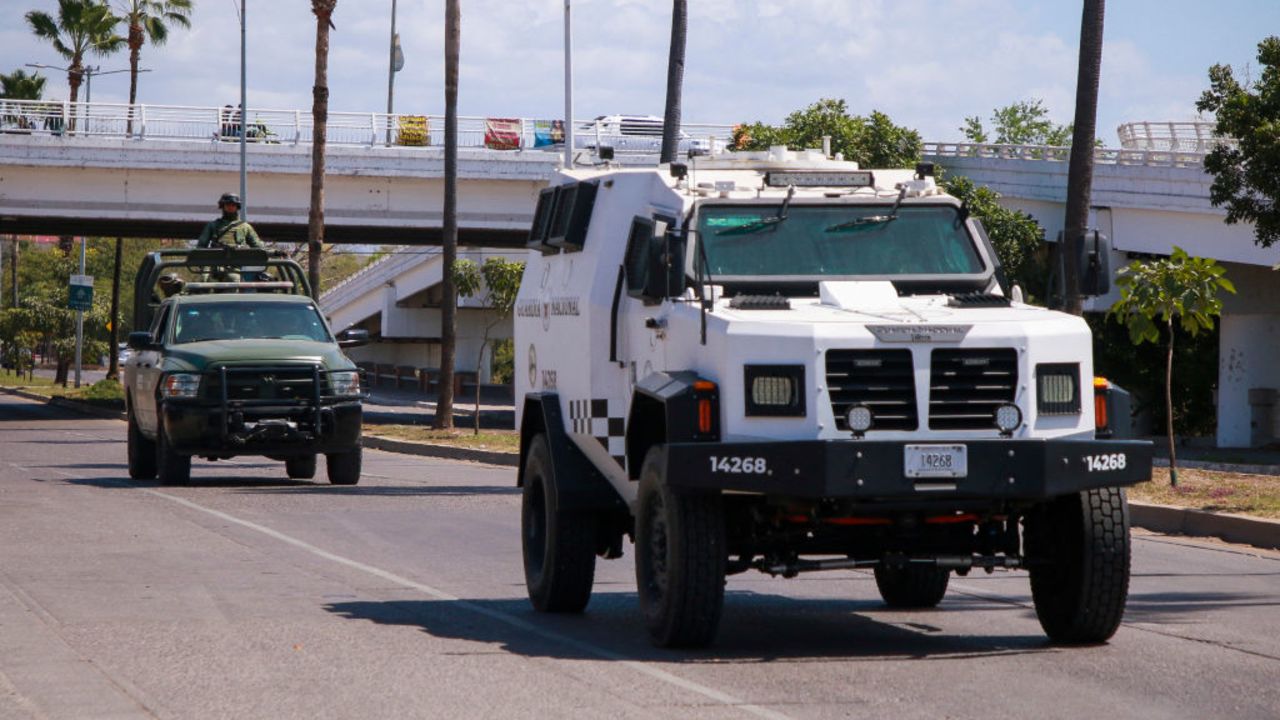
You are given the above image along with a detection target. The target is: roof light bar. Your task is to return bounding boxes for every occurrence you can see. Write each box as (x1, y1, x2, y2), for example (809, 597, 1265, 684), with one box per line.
(765, 171, 875, 188)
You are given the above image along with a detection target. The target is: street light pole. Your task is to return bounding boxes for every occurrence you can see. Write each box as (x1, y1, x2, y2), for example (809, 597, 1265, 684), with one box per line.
(74, 237, 85, 389)
(386, 0, 398, 145)
(563, 0, 573, 167)
(239, 0, 248, 220)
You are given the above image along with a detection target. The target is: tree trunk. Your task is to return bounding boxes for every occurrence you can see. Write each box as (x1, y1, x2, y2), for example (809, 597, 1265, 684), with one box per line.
(307, 3, 335, 299)
(659, 0, 687, 164)
(8, 236, 17, 308)
(1061, 0, 1105, 315)
(1166, 319, 1178, 487)
(436, 0, 460, 430)
(474, 335, 486, 435)
(126, 24, 142, 137)
(67, 64, 81, 132)
(107, 237, 123, 380)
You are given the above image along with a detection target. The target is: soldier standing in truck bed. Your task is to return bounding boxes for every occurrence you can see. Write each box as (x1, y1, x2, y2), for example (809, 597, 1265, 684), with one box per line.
(197, 193, 264, 249)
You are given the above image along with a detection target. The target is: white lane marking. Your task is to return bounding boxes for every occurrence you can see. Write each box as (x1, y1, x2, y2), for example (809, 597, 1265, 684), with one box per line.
(127, 485, 791, 719)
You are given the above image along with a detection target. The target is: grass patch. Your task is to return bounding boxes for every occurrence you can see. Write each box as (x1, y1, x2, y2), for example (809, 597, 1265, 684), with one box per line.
(1132, 468, 1280, 519)
(366, 424, 520, 453)
(0, 373, 124, 408)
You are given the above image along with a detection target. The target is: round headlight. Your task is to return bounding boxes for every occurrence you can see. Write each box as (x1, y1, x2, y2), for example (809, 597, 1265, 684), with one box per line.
(994, 403, 1022, 433)
(846, 405, 873, 433)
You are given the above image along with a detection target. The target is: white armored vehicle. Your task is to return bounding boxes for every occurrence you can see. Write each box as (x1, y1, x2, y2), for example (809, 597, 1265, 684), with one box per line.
(514, 148, 1151, 647)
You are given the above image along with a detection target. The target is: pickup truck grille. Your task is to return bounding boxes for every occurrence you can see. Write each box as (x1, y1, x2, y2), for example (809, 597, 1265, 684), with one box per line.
(206, 365, 324, 402)
(826, 349, 918, 431)
(928, 349, 1017, 430)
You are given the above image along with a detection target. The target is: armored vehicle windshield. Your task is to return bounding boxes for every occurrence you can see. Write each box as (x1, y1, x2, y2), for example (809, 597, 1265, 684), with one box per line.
(697, 204, 985, 280)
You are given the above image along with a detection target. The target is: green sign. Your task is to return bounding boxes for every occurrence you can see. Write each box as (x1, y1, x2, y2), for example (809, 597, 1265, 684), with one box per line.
(68, 275, 94, 311)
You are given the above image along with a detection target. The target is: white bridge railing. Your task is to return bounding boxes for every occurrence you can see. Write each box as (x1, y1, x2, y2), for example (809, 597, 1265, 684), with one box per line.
(923, 141, 1212, 169)
(0, 98, 734, 154)
(1116, 121, 1235, 153)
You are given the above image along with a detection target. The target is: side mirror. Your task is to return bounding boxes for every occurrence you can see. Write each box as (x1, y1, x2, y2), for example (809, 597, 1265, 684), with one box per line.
(127, 331, 155, 351)
(1078, 230, 1111, 297)
(337, 328, 370, 348)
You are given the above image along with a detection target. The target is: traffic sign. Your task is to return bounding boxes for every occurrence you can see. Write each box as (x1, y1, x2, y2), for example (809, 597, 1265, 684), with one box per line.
(68, 274, 94, 311)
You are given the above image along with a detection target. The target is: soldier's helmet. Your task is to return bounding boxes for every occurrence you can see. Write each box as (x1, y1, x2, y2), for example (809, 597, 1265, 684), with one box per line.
(218, 192, 242, 207)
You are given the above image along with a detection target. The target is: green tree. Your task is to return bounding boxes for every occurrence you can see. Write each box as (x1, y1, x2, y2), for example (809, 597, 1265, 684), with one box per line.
(454, 256, 524, 434)
(1196, 35, 1280, 248)
(942, 175, 1047, 300)
(26, 0, 125, 130)
(113, 0, 193, 136)
(1108, 248, 1234, 485)
(961, 99, 1073, 146)
(0, 68, 47, 99)
(733, 98, 922, 168)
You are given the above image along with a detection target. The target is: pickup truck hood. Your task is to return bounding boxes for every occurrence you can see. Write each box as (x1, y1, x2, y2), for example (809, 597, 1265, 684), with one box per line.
(162, 339, 353, 372)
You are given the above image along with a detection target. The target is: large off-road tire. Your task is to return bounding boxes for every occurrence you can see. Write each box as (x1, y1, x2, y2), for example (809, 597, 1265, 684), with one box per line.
(521, 433, 597, 613)
(1026, 487, 1131, 644)
(126, 406, 157, 480)
(285, 454, 317, 480)
(155, 419, 191, 486)
(874, 565, 950, 609)
(635, 445, 726, 648)
(326, 447, 362, 485)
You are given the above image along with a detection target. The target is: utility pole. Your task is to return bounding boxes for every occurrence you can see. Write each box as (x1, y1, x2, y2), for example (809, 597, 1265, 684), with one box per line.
(74, 238, 86, 389)
(239, 0, 248, 218)
(107, 237, 122, 380)
(563, 0, 573, 167)
(386, 0, 399, 145)
(1062, 0, 1105, 315)
(659, 0, 687, 164)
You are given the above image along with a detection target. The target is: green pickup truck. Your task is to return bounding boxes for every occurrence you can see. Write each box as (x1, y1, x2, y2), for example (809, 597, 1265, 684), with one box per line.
(122, 248, 369, 485)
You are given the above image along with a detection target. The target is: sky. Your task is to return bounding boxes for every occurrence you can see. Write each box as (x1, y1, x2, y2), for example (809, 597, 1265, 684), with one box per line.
(0, 0, 1275, 144)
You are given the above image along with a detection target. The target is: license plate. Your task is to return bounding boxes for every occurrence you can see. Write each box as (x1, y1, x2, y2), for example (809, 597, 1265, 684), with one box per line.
(904, 444, 967, 478)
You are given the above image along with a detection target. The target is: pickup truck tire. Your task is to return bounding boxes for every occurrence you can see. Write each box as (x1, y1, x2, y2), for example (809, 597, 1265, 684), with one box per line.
(521, 433, 596, 613)
(635, 445, 726, 648)
(286, 454, 317, 480)
(126, 408, 157, 480)
(873, 565, 950, 609)
(155, 420, 191, 486)
(326, 447, 362, 485)
(1027, 487, 1130, 644)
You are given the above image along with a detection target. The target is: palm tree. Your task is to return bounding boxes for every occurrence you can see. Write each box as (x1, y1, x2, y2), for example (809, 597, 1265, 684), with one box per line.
(0, 69, 47, 99)
(1061, 0, 1105, 315)
(308, 0, 337, 298)
(114, 0, 193, 136)
(26, 0, 124, 131)
(435, 0, 460, 430)
(659, 0, 686, 164)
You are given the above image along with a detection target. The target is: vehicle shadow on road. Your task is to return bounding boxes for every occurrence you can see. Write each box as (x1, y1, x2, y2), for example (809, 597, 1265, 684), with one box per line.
(1123, 590, 1280, 620)
(239, 484, 521, 497)
(323, 590, 1055, 664)
(66, 475, 322, 490)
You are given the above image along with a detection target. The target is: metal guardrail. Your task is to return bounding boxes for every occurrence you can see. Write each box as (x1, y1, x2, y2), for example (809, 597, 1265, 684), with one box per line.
(1116, 121, 1235, 153)
(922, 141, 1211, 169)
(0, 98, 735, 154)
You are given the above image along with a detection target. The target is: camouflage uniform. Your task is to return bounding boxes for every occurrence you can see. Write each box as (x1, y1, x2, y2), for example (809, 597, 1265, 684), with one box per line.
(197, 213, 265, 283)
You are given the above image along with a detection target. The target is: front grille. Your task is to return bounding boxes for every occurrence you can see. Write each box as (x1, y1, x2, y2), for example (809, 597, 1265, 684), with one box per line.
(207, 365, 324, 402)
(929, 349, 1017, 430)
(826, 349, 917, 431)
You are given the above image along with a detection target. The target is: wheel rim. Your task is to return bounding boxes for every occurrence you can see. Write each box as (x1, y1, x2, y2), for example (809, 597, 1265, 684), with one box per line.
(524, 476, 547, 577)
(643, 493, 670, 603)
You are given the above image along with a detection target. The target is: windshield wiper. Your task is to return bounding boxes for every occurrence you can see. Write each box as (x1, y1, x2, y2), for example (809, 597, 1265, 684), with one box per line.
(824, 185, 907, 232)
(715, 185, 795, 235)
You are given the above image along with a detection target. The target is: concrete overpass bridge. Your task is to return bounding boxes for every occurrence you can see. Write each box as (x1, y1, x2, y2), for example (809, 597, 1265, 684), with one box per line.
(0, 99, 732, 244)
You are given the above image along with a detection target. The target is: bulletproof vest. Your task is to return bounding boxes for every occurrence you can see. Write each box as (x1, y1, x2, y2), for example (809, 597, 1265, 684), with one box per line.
(213, 219, 246, 246)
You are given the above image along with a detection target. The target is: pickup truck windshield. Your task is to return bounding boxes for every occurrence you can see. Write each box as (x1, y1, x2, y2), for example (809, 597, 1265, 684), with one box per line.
(173, 302, 331, 344)
(697, 204, 984, 278)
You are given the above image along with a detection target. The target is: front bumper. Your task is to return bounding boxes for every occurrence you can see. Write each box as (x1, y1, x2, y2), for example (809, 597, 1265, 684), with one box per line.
(160, 399, 362, 456)
(664, 437, 1152, 501)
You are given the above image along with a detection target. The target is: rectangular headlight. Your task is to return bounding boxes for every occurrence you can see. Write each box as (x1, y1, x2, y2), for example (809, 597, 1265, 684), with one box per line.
(330, 370, 361, 397)
(1036, 364, 1081, 415)
(161, 373, 201, 399)
(744, 364, 805, 417)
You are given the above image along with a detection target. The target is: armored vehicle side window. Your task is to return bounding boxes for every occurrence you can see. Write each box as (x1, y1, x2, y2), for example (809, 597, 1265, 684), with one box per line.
(173, 303, 331, 344)
(697, 204, 984, 279)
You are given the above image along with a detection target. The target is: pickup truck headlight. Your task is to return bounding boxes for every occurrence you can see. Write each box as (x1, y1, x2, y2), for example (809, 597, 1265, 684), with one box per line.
(744, 365, 805, 417)
(161, 373, 201, 399)
(330, 370, 361, 397)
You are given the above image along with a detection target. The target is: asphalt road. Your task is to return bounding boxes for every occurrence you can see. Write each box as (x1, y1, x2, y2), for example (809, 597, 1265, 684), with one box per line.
(2, 394, 1278, 720)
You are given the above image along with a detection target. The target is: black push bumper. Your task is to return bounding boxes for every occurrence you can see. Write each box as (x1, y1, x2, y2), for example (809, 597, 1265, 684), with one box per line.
(160, 399, 362, 456)
(664, 437, 1152, 501)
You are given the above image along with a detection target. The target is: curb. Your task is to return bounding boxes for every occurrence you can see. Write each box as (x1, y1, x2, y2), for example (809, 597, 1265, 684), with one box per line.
(1130, 501, 1279, 551)
(363, 434, 519, 467)
(1154, 456, 1280, 477)
(0, 386, 126, 420)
